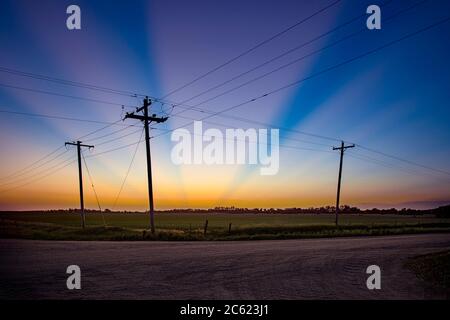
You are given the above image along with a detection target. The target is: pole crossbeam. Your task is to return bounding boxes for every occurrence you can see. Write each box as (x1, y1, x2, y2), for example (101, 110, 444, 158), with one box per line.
(124, 97, 168, 234)
(65, 141, 94, 228)
(332, 141, 355, 226)
(124, 113, 168, 123)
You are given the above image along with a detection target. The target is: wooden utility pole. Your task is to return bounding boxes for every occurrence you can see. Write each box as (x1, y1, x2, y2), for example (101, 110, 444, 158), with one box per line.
(65, 141, 94, 228)
(124, 97, 168, 233)
(332, 141, 355, 226)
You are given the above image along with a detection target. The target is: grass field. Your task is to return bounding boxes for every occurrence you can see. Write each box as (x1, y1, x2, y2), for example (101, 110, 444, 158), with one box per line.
(0, 211, 449, 241)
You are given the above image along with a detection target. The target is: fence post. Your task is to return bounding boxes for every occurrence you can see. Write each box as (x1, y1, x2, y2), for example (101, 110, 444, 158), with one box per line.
(228, 222, 232, 234)
(204, 219, 208, 236)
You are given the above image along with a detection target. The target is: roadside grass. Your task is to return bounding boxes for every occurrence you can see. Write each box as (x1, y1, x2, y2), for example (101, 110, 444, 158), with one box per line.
(211, 223, 450, 240)
(1, 216, 449, 241)
(405, 250, 450, 291)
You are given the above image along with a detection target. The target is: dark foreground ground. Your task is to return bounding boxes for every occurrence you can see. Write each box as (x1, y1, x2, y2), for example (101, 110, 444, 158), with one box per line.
(0, 234, 449, 299)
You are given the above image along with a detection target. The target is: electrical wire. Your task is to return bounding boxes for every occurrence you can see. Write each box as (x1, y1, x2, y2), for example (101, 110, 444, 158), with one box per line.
(1, 6, 448, 193)
(0, 157, 78, 194)
(150, 16, 450, 151)
(0, 148, 70, 185)
(81, 150, 106, 226)
(183, 0, 428, 110)
(0, 109, 134, 126)
(0, 66, 147, 98)
(160, 0, 342, 98)
(0, 145, 65, 181)
(0, 82, 135, 109)
(111, 128, 145, 211)
(174, 0, 396, 106)
(355, 144, 450, 176)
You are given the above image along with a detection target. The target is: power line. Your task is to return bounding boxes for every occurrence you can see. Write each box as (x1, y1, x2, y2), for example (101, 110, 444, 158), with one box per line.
(0, 88, 343, 153)
(160, 0, 342, 98)
(157, 116, 335, 152)
(76, 119, 124, 140)
(0, 118, 125, 182)
(0, 111, 150, 146)
(0, 85, 342, 143)
(178, 112, 341, 142)
(83, 124, 141, 143)
(78, 139, 142, 159)
(174, 0, 396, 106)
(0, 145, 65, 181)
(150, 16, 450, 144)
(4, 58, 450, 182)
(182, 0, 428, 109)
(147, 16, 450, 180)
(0, 66, 147, 98)
(203, 16, 450, 121)
(158, 0, 433, 127)
(0, 1, 341, 106)
(346, 151, 447, 179)
(5, 76, 444, 172)
(171, 112, 334, 148)
(0, 109, 138, 127)
(8, 126, 445, 188)
(3, 124, 446, 195)
(88, 126, 447, 182)
(0, 126, 148, 190)
(0, 153, 76, 188)
(0, 148, 70, 185)
(1, 10, 448, 191)
(0, 79, 144, 184)
(0, 3, 390, 148)
(355, 144, 450, 176)
(111, 128, 145, 211)
(81, 150, 106, 226)
(0, 119, 323, 192)
(134, 0, 411, 144)
(0, 117, 135, 185)
(122, 98, 343, 143)
(0, 157, 78, 194)
(0, 0, 427, 136)
(0, 82, 136, 109)
(0, 65, 184, 114)
(99, 125, 335, 154)
(94, 127, 145, 147)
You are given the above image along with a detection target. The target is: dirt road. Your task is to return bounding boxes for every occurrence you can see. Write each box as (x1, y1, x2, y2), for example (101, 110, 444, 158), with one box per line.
(0, 234, 449, 299)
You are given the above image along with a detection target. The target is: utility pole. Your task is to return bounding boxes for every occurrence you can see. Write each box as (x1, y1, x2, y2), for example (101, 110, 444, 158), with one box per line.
(332, 141, 355, 226)
(65, 141, 94, 229)
(124, 97, 168, 234)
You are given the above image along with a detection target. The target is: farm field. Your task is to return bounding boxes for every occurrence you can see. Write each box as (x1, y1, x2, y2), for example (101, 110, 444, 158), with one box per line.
(0, 211, 447, 228)
(0, 211, 449, 241)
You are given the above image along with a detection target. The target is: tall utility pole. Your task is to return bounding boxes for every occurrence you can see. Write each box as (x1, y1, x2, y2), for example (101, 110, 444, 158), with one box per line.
(124, 97, 168, 234)
(65, 141, 94, 229)
(332, 141, 355, 226)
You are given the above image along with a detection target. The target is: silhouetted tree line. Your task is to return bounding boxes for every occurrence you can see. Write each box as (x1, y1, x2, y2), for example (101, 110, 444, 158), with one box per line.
(40, 204, 450, 217)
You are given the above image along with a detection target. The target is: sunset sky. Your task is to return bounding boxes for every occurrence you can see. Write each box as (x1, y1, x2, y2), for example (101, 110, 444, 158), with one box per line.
(0, 0, 449, 211)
